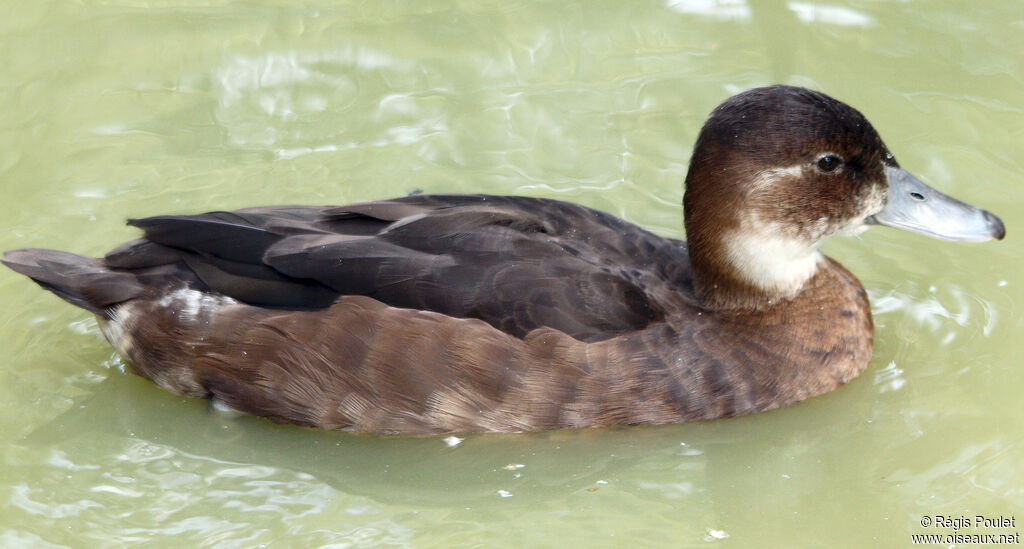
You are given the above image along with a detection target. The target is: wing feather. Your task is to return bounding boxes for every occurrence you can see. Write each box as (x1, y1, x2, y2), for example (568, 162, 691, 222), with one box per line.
(110, 195, 680, 340)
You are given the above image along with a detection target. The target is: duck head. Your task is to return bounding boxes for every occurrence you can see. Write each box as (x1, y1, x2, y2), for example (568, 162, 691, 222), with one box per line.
(683, 85, 1005, 310)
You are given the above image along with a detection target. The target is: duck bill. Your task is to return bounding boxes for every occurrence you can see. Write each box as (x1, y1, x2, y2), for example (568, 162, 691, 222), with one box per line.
(865, 166, 1006, 242)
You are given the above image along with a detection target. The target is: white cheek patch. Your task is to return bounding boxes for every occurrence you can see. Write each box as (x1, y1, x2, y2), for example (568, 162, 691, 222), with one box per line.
(750, 165, 805, 189)
(839, 183, 887, 236)
(862, 183, 886, 217)
(723, 218, 823, 296)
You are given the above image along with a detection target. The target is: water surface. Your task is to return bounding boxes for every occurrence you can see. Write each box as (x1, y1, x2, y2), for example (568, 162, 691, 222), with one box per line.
(2, 1, 1022, 547)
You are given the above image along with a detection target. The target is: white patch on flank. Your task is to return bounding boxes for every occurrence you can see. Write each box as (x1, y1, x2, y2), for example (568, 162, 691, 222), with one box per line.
(159, 288, 237, 323)
(723, 217, 823, 296)
(749, 166, 804, 190)
(99, 305, 136, 359)
(210, 396, 243, 417)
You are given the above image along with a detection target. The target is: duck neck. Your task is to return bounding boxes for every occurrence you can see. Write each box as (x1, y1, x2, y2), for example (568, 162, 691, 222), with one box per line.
(684, 205, 823, 311)
(693, 232, 823, 310)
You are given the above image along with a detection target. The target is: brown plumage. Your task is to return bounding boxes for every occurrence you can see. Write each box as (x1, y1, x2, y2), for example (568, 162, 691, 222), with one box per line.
(1, 85, 1004, 434)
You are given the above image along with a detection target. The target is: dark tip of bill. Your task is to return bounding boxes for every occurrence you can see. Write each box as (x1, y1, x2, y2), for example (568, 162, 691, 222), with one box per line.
(986, 210, 1006, 240)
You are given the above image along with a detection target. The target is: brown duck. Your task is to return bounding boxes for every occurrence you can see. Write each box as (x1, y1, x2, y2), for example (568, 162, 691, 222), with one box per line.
(2, 86, 1005, 434)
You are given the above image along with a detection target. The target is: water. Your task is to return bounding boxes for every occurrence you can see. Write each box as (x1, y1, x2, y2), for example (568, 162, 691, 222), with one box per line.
(2, 1, 1022, 547)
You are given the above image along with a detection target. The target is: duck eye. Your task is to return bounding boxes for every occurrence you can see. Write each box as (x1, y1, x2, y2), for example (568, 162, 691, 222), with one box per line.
(816, 154, 842, 173)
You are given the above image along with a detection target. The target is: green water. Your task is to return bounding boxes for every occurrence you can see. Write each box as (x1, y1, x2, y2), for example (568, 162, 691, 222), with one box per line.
(1, 1, 1022, 547)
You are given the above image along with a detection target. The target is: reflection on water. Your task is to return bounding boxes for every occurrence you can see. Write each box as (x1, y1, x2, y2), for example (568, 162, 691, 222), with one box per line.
(873, 360, 906, 393)
(1, 0, 1022, 547)
(668, 0, 874, 28)
(216, 48, 411, 157)
(871, 281, 1000, 346)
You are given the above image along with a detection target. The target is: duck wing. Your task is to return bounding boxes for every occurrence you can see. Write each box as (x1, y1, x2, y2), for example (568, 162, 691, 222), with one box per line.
(109, 195, 683, 341)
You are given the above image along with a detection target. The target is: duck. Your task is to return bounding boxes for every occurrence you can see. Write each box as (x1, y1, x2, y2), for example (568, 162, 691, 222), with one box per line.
(2, 85, 1005, 434)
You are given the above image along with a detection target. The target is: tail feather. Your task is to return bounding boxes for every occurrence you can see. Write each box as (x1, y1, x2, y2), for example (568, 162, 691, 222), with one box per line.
(2, 249, 144, 316)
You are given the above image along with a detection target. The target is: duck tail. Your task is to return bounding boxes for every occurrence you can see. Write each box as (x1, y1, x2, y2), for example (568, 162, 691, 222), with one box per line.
(2, 249, 144, 317)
